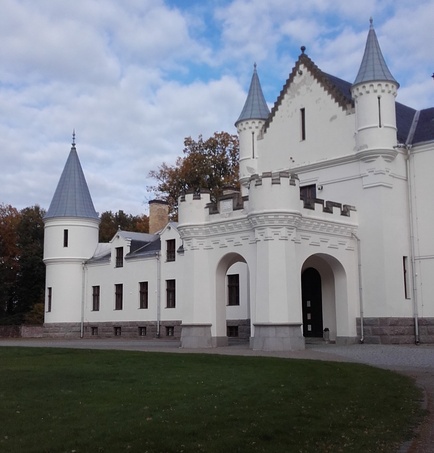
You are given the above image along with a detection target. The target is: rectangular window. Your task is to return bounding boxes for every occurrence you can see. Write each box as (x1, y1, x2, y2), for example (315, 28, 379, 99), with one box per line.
(138, 326, 147, 336)
(63, 229, 68, 247)
(91, 326, 98, 336)
(115, 247, 123, 268)
(166, 326, 174, 337)
(115, 284, 123, 310)
(300, 108, 306, 141)
(166, 279, 176, 308)
(114, 326, 121, 336)
(166, 239, 176, 262)
(227, 274, 240, 306)
(300, 184, 317, 200)
(227, 326, 239, 337)
(92, 286, 100, 311)
(403, 257, 410, 299)
(47, 287, 52, 312)
(139, 282, 148, 309)
(378, 96, 382, 128)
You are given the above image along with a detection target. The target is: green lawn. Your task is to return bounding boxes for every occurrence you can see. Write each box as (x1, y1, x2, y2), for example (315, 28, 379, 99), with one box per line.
(0, 347, 423, 453)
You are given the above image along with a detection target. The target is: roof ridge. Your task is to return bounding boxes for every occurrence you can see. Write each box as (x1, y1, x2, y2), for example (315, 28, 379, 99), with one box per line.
(263, 52, 352, 134)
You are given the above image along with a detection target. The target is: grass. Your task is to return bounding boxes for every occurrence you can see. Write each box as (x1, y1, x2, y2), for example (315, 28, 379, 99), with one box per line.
(0, 347, 424, 453)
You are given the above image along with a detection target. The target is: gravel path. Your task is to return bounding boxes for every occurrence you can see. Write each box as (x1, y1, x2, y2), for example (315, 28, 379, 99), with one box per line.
(1, 339, 433, 452)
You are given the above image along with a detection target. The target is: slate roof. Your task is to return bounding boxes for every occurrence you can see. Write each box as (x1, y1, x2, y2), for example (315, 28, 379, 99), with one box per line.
(45, 142, 98, 219)
(116, 230, 161, 259)
(235, 64, 270, 126)
(353, 19, 398, 86)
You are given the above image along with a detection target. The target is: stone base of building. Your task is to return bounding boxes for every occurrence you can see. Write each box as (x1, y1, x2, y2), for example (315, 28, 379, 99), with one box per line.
(44, 321, 182, 340)
(357, 317, 434, 344)
(180, 324, 213, 348)
(226, 319, 251, 340)
(251, 323, 305, 351)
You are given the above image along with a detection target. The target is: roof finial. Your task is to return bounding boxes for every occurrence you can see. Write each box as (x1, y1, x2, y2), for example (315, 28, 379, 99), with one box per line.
(254, 62, 257, 70)
(301, 46, 306, 55)
(72, 129, 76, 147)
(369, 17, 373, 27)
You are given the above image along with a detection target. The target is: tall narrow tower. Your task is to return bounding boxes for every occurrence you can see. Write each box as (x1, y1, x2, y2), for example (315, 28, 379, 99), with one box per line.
(235, 64, 270, 195)
(43, 134, 100, 326)
(351, 18, 399, 160)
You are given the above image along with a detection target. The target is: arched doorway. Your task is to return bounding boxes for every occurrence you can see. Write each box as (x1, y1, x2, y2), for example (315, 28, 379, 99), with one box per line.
(301, 267, 323, 337)
(215, 253, 250, 345)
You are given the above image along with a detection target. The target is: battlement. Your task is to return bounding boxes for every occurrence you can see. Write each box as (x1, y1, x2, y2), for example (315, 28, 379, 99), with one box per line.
(249, 171, 299, 186)
(301, 197, 356, 217)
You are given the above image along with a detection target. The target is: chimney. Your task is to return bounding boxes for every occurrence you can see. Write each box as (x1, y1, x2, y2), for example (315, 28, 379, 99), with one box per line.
(149, 200, 169, 234)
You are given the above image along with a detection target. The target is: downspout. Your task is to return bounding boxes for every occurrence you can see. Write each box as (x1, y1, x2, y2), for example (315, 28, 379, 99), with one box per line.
(352, 233, 364, 343)
(405, 145, 420, 344)
(156, 251, 161, 338)
(80, 261, 86, 338)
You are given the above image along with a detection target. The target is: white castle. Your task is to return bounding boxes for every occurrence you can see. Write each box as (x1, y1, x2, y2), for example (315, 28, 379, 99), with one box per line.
(43, 21, 434, 350)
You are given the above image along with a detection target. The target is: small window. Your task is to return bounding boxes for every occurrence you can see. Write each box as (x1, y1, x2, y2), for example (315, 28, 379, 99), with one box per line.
(91, 326, 98, 336)
(227, 326, 239, 337)
(300, 184, 317, 200)
(166, 326, 174, 337)
(139, 282, 148, 309)
(166, 280, 176, 308)
(227, 274, 240, 306)
(114, 326, 121, 336)
(115, 284, 123, 310)
(300, 108, 306, 141)
(166, 239, 176, 262)
(378, 96, 382, 128)
(138, 326, 147, 336)
(92, 286, 100, 311)
(403, 257, 410, 299)
(115, 247, 123, 268)
(47, 287, 52, 312)
(63, 229, 68, 247)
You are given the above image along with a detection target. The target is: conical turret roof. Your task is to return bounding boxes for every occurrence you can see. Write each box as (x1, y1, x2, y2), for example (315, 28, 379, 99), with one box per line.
(235, 64, 270, 126)
(353, 19, 398, 87)
(45, 136, 98, 219)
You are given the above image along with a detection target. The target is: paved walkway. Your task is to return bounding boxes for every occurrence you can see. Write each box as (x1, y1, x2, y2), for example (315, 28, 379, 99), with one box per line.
(1, 339, 433, 452)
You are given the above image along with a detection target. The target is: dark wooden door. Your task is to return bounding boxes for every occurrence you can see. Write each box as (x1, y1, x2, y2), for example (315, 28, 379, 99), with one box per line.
(302, 268, 323, 337)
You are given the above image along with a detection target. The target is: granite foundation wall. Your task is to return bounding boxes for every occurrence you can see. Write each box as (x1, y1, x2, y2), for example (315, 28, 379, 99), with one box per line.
(44, 320, 182, 340)
(357, 317, 434, 344)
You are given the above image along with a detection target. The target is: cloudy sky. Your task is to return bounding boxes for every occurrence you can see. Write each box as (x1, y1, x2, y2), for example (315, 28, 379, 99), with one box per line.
(1, 0, 433, 216)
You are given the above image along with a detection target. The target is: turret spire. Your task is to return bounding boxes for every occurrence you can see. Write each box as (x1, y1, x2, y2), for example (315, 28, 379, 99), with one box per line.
(45, 138, 98, 219)
(235, 64, 270, 126)
(353, 18, 398, 86)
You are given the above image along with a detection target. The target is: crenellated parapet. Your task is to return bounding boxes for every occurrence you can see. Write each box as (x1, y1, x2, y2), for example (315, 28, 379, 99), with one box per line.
(301, 198, 356, 217)
(178, 189, 212, 225)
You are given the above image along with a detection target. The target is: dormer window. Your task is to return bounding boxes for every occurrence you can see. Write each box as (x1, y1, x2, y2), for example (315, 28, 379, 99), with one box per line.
(115, 247, 123, 268)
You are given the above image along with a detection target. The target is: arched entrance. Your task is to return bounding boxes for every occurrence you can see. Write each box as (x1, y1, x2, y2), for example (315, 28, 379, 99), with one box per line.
(301, 254, 349, 343)
(301, 267, 323, 337)
(215, 253, 250, 345)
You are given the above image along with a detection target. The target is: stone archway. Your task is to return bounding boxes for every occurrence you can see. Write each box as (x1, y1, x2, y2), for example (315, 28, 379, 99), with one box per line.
(215, 253, 249, 346)
(301, 254, 348, 343)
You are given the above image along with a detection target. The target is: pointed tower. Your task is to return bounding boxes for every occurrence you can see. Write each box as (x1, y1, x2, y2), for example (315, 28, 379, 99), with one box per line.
(235, 64, 270, 195)
(43, 133, 100, 327)
(351, 18, 399, 159)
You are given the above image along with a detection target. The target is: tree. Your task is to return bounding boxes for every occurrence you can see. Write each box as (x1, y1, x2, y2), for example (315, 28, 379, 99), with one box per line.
(0, 204, 20, 320)
(99, 210, 149, 242)
(0, 205, 45, 324)
(148, 132, 239, 218)
(15, 206, 45, 318)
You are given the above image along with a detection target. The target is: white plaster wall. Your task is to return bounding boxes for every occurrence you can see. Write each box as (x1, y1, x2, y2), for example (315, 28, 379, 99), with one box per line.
(257, 65, 355, 172)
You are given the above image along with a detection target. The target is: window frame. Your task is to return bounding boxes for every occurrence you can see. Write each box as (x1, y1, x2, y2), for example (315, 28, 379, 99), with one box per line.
(166, 239, 176, 262)
(166, 279, 176, 308)
(227, 274, 240, 306)
(92, 285, 100, 311)
(115, 247, 123, 268)
(139, 281, 149, 309)
(115, 283, 123, 310)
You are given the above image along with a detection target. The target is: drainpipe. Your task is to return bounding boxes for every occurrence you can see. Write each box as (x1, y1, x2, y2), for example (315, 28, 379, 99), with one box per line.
(80, 262, 86, 338)
(405, 145, 420, 344)
(156, 251, 161, 338)
(352, 233, 364, 343)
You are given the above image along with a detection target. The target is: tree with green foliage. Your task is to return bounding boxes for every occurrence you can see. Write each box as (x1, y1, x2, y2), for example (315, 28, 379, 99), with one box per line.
(99, 210, 149, 242)
(0, 205, 45, 324)
(148, 131, 239, 219)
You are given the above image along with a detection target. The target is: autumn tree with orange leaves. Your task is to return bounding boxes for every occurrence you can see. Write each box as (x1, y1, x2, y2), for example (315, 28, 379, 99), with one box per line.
(149, 132, 239, 219)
